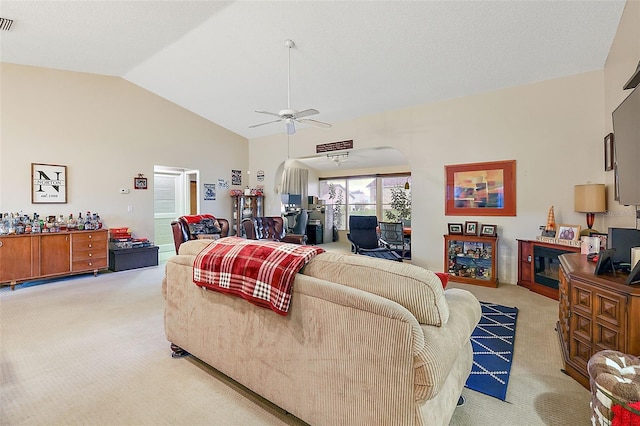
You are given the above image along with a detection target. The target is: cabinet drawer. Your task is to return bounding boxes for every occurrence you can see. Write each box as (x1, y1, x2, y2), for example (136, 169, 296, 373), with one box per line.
(73, 239, 106, 251)
(72, 249, 106, 262)
(72, 258, 107, 272)
(73, 232, 107, 245)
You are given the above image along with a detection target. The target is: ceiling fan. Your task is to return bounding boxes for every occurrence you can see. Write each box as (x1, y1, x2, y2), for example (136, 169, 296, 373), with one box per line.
(249, 39, 331, 135)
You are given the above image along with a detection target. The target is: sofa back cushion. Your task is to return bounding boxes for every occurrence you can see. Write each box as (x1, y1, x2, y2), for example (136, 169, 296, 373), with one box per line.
(302, 252, 449, 326)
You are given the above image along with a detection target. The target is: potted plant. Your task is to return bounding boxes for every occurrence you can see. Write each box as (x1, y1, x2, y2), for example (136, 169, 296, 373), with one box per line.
(385, 185, 411, 223)
(328, 183, 344, 241)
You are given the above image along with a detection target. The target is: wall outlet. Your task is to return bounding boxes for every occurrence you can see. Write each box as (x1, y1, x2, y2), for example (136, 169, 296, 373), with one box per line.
(120, 188, 130, 194)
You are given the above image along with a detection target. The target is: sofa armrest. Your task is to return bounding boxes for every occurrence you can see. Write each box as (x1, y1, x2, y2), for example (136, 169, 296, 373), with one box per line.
(413, 288, 481, 402)
(282, 233, 307, 244)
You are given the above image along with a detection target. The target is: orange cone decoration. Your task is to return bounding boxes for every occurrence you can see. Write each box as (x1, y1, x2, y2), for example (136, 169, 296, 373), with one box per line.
(545, 206, 556, 231)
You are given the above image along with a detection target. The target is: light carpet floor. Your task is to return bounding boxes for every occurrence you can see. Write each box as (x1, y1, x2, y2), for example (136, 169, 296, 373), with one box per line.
(1, 250, 591, 425)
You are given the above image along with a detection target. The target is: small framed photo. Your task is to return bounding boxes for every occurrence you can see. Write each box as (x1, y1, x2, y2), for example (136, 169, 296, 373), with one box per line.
(480, 224, 497, 237)
(134, 177, 148, 190)
(464, 221, 478, 236)
(592, 232, 608, 251)
(604, 133, 614, 171)
(448, 223, 463, 235)
(557, 224, 581, 241)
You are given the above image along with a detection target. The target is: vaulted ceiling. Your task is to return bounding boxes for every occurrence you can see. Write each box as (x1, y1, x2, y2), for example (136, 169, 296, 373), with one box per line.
(0, 1, 626, 141)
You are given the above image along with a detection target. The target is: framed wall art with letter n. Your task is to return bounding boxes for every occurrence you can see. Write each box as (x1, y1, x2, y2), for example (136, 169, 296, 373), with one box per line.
(32, 163, 67, 204)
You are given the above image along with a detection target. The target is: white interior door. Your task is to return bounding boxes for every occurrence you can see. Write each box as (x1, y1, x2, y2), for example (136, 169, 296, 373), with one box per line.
(154, 170, 185, 256)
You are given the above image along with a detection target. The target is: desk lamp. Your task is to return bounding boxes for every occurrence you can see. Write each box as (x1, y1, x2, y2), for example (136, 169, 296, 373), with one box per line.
(574, 183, 606, 236)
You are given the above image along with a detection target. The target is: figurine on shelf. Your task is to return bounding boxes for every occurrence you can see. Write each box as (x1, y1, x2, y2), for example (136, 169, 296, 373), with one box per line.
(542, 205, 556, 237)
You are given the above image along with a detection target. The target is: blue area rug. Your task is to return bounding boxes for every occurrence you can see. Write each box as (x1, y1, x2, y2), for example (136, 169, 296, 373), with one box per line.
(465, 302, 518, 401)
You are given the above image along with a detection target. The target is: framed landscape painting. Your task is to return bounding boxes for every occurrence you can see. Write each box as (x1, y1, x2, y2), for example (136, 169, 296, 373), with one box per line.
(445, 160, 516, 216)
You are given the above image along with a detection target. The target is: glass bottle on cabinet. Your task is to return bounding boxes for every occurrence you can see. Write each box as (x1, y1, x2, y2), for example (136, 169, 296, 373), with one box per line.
(231, 195, 264, 236)
(444, 234, 498, 287)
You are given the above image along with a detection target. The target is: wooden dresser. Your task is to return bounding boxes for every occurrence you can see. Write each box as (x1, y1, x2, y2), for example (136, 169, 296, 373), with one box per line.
(557, 253, 640, 389)
(0, 229, 108, 290)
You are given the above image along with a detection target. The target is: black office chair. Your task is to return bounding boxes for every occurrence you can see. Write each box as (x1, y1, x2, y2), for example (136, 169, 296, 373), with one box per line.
(347, 216, 402, 262)
(379, 221, 408, 259)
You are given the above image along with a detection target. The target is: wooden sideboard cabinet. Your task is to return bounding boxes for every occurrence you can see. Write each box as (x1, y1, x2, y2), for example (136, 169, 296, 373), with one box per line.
(517, 239, 580, 300)
(444, 234, 498, 287)
(0, 229, 108, 290)
(557, 253, 640, 389)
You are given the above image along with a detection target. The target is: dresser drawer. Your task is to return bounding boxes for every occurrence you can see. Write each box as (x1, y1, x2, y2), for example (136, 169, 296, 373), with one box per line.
(73, 231, 107, 247)
(72, 249, 106, 262)
(72, 258, 107, 272)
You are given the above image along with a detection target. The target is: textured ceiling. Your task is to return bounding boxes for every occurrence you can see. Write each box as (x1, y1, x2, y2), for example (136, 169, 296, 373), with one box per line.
(0, 0, 626, 143)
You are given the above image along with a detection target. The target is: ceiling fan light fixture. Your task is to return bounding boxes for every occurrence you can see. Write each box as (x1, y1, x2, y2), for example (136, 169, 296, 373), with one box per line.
(327, 152, 349, 166)
(286, 119, 295, 135)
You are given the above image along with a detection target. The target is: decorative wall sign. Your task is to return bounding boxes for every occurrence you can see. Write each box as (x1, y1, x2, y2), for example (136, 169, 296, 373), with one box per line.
(218, 178, 229, 189)
(32, 163, 67, 204)
(204, 183, 216, 200)
(231, 169, 241, 186)
(257, 170, 265, 182)
(445, 160, 516, 216)
(134, 174, 148, 190)
(316, 139, 353, 153)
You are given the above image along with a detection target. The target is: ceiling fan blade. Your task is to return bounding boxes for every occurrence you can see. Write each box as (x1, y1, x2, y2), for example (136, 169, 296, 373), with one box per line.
(249, 119, 282, 129)
(254, 110, 282, 118)
(286, 120, 296, 135)
(297, 118, 332, 129)
(293, 109, 319, 119)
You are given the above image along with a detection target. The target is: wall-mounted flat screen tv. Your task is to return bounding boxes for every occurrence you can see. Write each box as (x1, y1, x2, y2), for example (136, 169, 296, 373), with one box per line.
(612, 86, 640, 206)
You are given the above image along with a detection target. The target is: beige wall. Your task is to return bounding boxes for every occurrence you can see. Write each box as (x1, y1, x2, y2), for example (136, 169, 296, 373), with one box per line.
(0, 64, 248, 241)
(249, 72, 606, 284)
(603, 0, 640, 228)
(249, 2, 640, 284)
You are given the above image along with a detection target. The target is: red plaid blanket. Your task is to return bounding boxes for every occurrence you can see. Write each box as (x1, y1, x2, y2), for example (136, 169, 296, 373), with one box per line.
(193, 237, 325, 315)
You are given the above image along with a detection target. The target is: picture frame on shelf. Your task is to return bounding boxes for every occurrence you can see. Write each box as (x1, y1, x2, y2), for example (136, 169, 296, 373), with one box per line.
(445, 160, 516, 217)
(448, 223, 463, 235)
(464, 221, 479, 236)
(480, 224, 497, 237)
(604, 133, 614, 171)
(557, 224, 581, 241)
(31, 163, 67, 204)
(592, 232, 608, 251)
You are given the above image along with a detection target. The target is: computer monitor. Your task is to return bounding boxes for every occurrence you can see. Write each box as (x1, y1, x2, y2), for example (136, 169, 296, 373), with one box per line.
(607, 227, 640, 266)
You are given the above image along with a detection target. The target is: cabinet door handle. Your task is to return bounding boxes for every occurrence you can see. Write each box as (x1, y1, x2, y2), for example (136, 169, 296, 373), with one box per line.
(88, 244, 92, 248)
(0, 241, 3, 247)
(527, 255, 532, 262)
(88, 253, 92, 257)
(88, 262, 92, 266)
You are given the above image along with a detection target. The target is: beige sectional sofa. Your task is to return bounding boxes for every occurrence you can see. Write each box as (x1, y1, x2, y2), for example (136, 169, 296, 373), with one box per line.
(162, 239, 481, 425)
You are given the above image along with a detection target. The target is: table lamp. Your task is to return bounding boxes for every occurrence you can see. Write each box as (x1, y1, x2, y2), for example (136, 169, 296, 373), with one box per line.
(574, 183, 606, 236)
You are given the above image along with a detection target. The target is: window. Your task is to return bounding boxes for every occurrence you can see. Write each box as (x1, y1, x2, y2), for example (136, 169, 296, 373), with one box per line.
(320, 174, 410, 230)
(382, 176, 411, 223)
